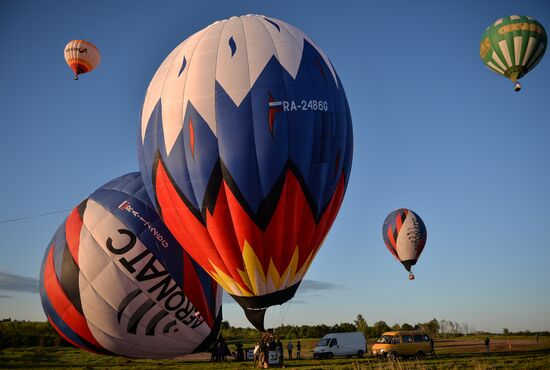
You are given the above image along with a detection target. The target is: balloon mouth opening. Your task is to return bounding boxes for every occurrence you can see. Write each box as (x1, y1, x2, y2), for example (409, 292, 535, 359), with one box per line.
(401, 259, 417, 272)
(230, 283, 301, 331)
(505, 66, 527, 83)
(229, 282, 300, 309)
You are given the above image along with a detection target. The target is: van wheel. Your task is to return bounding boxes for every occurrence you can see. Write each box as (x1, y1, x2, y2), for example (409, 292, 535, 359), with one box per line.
(326, 353, 334, 359)
(389, 351, 398, 361)
(416, 350, 425, 359)
(357, 350, 364, 358)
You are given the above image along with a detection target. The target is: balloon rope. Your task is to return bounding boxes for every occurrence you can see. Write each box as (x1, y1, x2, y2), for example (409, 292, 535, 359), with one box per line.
(279, 298, 293, 327)
(0, 209, 69, 224)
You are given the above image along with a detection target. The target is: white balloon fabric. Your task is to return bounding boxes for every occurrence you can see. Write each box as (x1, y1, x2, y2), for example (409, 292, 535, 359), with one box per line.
(39, 173, 222, 358)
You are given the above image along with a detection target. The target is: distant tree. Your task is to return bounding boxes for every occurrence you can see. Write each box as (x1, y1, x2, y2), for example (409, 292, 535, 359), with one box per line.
(221, 320, 230, 330)
(354, 314, 367, 332)
(332, 322, 356, 333)
(503, 328, 510, 336)
(401, 323, 414, 331)
(372, 321, 391, 338)
(420, 319, 440, 337)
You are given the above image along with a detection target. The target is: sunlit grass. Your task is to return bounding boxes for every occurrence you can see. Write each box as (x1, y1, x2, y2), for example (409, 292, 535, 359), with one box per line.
(1, 337, 549, 369)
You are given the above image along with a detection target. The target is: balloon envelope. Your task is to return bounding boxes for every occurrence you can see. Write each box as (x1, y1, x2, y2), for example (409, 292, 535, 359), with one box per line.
(39, 172, 222, 358)
(382, 209, 427, 276)
(138, 15, 353, 330)
(480, 15, 546, 85)
(64, 40, 101, 79)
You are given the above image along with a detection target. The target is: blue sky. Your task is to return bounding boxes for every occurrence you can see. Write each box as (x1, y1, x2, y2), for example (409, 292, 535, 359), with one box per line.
(1, 0, 549, 333)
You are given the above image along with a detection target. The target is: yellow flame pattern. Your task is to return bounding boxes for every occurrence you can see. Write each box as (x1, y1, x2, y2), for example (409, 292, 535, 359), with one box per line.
(208, 240, 319, 297)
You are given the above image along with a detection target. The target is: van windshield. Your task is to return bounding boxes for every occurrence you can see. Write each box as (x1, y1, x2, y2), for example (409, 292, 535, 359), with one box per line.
(318, 338, 331, 347)
(377, 335, 393, 343)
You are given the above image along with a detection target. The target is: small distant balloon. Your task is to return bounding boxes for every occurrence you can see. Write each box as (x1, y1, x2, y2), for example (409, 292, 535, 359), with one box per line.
(480, 15, 547, 92)
(64, 40, 101, 80)
(382, 208, 427, 280)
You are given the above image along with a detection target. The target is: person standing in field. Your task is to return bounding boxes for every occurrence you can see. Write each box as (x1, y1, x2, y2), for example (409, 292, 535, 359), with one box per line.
(484, 337, 490, 353)
(430, 337, 435, 355)
(276, 337, 284, 368)
(296, 340, 301, 359)
(287, 339, 293, 360)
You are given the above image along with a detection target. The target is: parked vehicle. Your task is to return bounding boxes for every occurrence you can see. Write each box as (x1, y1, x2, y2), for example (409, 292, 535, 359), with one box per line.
(313, 332, 366, 359)
(371, 331, 432, 359)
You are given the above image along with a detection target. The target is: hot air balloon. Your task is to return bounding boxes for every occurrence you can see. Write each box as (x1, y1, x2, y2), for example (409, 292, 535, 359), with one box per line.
(138, 15, 353, 331)
(382, 209, 427, 280)
(39, 172, 222, 358)
(480, 15, 547, 91)
(64, 40, 101, 80)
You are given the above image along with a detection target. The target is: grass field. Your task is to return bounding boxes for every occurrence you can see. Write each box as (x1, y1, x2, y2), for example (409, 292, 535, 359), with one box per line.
(1, 336, 549, 369)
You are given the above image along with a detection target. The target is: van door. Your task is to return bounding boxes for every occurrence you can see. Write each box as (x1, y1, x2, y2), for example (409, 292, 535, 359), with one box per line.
(328, 338, 340, 356)
(390, 335, 402, 355)
(401, 334, 415, 355)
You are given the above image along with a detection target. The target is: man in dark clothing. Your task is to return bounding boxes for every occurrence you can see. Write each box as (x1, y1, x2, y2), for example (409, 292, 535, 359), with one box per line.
(296, 340, 301, 359)
(485, 337, 490, 353)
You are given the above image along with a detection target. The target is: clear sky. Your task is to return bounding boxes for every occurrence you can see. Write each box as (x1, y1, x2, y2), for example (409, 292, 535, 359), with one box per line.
(1, 0, 549, 333)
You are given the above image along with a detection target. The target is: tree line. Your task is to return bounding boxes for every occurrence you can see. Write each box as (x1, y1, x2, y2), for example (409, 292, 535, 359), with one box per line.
(1, 316, 548, 349)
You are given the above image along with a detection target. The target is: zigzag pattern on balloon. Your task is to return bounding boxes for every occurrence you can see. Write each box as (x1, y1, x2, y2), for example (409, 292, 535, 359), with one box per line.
(151, 155, 347, 298)
(139, 40, 353, 228)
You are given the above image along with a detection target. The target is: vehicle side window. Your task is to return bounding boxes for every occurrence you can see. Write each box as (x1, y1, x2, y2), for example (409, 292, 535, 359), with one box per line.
(402, 335, 413, 343)
(391, 336, 400, 344)
(413, 334, 424, 342)
(330, 338, 337, 347)
(423, 335, 430, 342)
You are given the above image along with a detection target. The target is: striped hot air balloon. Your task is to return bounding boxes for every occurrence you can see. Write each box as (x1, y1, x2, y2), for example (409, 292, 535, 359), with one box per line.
(39, 172, 222, 358)
(382, 209, 427, 280)
(480, 15, 547, 91)
(64, 40, 101, 80)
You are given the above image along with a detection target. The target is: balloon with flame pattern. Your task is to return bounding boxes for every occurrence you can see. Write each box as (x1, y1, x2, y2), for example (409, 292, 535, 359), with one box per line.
(138, 15, 353, 330)
(382, 208, 427, 280)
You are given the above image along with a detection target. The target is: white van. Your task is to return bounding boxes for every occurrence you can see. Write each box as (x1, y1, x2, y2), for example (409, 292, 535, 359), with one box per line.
(313, 332, 366, 359)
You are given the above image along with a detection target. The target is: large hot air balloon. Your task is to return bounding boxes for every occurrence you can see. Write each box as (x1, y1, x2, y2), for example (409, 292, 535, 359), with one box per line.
(39, 172, 222, 358)
(382, 209, 427, 280)
(480, 15, 547, 91)
(138, 15, 353, 330)
(64, 40, 101, 80)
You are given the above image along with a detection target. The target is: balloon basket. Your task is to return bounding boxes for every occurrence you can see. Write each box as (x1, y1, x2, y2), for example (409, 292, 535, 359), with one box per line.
(408, 273, 415, 280)
(514, 82, 521, 92)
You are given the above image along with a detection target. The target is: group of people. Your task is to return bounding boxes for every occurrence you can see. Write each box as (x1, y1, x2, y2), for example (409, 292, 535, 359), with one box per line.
(253, 332, 302, 368)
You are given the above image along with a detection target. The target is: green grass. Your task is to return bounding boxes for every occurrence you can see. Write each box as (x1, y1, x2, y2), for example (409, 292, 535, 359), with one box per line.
(1, 337, 549, 369)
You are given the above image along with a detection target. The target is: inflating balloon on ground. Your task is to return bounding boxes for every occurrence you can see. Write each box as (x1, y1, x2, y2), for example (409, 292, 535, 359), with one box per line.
(39, 172, 222, 358)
